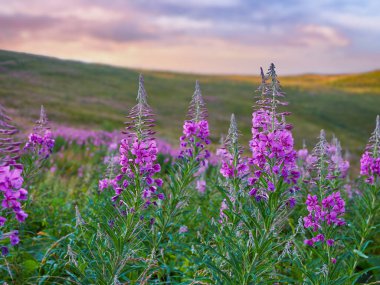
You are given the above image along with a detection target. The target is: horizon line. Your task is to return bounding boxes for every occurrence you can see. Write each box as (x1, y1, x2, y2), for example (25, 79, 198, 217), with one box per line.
(1, 48, 379, 78)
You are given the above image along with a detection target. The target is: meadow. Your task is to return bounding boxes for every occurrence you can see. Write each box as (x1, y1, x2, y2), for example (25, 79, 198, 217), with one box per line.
(1, 49, 380, 154)
(0, 51, 379, 284)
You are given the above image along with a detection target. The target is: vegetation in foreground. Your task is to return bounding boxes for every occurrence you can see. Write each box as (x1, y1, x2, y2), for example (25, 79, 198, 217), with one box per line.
(0, 63, 379, 284)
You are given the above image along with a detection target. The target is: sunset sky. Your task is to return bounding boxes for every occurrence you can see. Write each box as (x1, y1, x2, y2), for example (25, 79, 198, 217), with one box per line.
(1, 0, 379, 75)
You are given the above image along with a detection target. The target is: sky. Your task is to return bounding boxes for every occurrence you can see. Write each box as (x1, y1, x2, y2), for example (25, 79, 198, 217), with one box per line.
(0, 0, 379, 75)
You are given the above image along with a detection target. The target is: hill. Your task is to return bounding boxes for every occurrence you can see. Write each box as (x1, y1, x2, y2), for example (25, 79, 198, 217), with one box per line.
(1, 49, 379, 162)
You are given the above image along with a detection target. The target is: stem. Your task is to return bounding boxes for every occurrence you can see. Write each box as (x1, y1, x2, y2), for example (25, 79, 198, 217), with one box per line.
(349, 183, 379, 277)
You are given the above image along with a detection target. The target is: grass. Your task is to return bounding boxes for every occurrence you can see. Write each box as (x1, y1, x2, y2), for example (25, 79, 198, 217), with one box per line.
(0, 49, 379, 162)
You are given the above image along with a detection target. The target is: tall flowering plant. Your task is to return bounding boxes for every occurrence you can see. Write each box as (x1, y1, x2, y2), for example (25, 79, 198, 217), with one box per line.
(217, 114, 249, 223)
(23, 106, 55, 180)
(360, 116, 380, 184)
(142, 80, 213, 281)
(24, 106, 55, 159)
(347, 115, 380, 281)
(199, 64, 301, 284)
(249, 64, 299, 204)
(68, 75, 164, 284)
(0, 104, 27, 255)
(101, 74, 163, 211)
(282, 130, 351, 284)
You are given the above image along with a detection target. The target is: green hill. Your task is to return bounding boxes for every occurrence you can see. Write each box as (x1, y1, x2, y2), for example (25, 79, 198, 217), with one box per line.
(1, 49, 379, 162)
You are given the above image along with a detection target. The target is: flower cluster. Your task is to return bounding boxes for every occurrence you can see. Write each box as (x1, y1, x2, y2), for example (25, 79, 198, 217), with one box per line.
(298, 131, 349, 185)
(25, 131, 55, 158)
(327, 137, 350, 179)
(303, 192, 345, 247)
(24, 106, 55, 159)
(0, 165, 28, 251)
(179, 81, 211, 163)
(249, 65, 299, 198)
(100, 75, 164, 208)
(180, 120, 211, 160)
(218, 114, 249, 180)
(249, 109, 298, 184)
(219, 153, 249, 179)
(218, 114, 249, 223)
(0, 104, 27, 253)
(360, 116, 380, 183)
(360, 152, 380, 183)
(118, 137, 163, 205)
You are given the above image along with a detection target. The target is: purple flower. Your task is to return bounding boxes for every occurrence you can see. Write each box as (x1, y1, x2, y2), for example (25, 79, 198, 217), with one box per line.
(10, 231, 19, 246)
(196, 180, 206, 193)
(98, 179, 109, 192)
(360, 152, 380, 183)
(24, 106, 55, 159)
(179, 226, 188, 233)
(249, 188, 258, 197)
(304, 239, 314, 246)
(297, 148, 308, 160)
(106, 75, 164, 208)
(248, 65, 301, 202)
(179, 81, 210, 163)
(303, 192, 345, 248)
(0, 106, 28, 249)
(1, 246, 9, 256)
(15, 210, 28, 222)
(287, 197, 296, 208)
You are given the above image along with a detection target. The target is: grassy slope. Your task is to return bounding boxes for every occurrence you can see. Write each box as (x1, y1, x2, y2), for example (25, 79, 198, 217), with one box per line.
(1, 49, 379, 162)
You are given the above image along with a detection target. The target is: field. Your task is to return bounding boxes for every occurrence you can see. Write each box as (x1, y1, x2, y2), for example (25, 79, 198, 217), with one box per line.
(1, 50, 380, 156)
(0, 50, 379, 284)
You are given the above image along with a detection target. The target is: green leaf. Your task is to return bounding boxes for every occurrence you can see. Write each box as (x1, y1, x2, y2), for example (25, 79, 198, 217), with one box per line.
(353, 249, 369, 259)
(22, 259, 40, 274)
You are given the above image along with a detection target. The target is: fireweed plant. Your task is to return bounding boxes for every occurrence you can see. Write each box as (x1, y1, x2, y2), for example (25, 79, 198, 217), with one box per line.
(282, 130, 352, 284)
(3, 65, 379, 284)
(0, 104, 26, 255)
(63, 77, 213, 283)
(194, 64, 302, 284)
(347, 116, 380, 282)
(149, 80, 212, 281)
(23, 105, 55, 181)
(0, 104, 56, 282)
(62, 75, 166, 284)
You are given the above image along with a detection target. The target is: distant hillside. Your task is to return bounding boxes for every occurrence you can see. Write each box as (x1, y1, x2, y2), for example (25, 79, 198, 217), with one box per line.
(1, 49, 379, 162)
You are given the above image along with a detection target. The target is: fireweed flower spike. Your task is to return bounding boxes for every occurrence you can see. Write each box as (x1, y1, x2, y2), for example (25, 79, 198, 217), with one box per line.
(204, 65, 301, 283)
(300, 130, 347, 277)
(303, 192, 346, 247)
(114, 74, 163, 208)
(346, 115, 380, 280)
(24, 105, 55, 159)
(179, 80, 211, 163)
(328, 136, 350, 179)
(249, 64, 299, 201)
(218, 114, 249, 222)
(360, 115, 380, 183)
(0, 104, 27, 252)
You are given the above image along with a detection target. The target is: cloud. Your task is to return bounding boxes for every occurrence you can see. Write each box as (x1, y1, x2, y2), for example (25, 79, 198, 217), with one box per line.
(297, 25, 349, 47)
(0, 0, 379, 74)
(154, 16, 213, 31)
